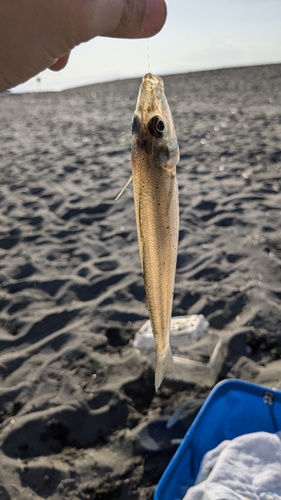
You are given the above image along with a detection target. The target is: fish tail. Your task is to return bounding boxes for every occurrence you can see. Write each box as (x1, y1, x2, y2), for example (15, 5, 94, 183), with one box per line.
(155, 345, 174, 391)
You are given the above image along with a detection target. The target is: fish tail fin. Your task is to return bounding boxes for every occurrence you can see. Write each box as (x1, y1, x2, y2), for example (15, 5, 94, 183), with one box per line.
(155, 346, 174, 391)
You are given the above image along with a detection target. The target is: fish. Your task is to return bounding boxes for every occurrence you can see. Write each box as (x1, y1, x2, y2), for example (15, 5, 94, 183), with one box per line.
(131, 73, 180, 390)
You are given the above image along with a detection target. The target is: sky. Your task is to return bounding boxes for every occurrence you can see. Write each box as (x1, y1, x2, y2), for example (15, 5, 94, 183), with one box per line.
(14, 0, 281, 93)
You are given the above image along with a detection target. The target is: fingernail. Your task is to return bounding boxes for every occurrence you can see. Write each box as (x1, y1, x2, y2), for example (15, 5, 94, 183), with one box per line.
(141, 0, 167, 37)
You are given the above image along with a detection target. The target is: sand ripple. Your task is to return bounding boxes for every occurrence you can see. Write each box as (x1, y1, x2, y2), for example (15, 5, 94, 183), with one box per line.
(0, 64, 281, 498)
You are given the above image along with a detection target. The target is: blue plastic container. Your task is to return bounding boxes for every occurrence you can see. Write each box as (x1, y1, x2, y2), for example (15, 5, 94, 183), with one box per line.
(154, 379, 281, 500)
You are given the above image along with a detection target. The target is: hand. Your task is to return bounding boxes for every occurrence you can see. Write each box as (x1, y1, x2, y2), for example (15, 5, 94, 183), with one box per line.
(0, 0, 167, 92)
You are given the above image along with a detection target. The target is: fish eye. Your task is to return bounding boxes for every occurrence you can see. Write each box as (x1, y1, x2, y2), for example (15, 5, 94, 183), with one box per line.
(148, 116, 166, 138)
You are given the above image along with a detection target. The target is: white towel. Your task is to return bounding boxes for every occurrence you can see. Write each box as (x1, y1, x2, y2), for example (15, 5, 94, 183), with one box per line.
(183, 431, 281, 500)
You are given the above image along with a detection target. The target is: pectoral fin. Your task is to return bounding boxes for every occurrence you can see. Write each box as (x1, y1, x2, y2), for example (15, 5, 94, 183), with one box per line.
(115, 176, 132, 201)
(166, 175, 175, 214)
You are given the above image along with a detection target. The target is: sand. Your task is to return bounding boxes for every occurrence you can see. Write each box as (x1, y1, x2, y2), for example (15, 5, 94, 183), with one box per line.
(0, 63, 281, 499)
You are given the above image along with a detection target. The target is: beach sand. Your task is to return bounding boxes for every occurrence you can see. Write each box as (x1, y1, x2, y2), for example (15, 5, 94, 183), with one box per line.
(0, 63, 281, 499)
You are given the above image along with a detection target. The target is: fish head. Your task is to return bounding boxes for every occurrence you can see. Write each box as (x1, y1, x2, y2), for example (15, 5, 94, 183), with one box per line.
(132, 73, 180, 172)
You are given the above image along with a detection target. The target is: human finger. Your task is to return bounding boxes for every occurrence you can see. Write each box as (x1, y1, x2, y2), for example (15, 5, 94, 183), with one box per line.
(49, 53, 71, 72)
(75, 0, 167, 42)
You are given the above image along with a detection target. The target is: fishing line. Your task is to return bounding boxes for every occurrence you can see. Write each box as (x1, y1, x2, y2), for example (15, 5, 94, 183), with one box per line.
(147, 38, 150, 73)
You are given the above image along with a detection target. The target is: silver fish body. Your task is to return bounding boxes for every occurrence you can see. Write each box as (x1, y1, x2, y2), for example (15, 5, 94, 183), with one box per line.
(131, 73, 180, 390)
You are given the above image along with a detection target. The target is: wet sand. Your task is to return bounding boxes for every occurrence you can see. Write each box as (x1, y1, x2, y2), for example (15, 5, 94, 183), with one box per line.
(0, 63, 281, 499)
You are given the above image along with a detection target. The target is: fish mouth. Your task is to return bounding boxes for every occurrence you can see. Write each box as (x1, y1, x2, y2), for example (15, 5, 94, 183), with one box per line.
(142, 73, 164, 90)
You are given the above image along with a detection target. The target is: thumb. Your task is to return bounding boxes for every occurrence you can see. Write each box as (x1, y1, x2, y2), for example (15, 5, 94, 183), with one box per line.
(76, 0, 167, 42)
